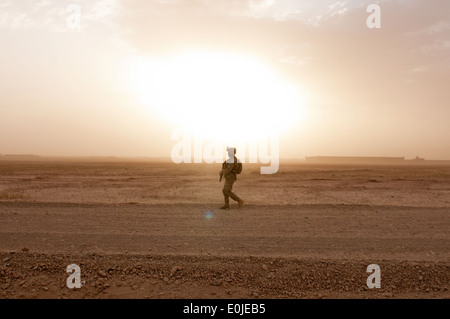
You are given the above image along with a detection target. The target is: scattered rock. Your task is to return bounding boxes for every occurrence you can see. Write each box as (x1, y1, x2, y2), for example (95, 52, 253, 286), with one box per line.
(21, 247, 29, 252)
(97, 270, 107, 278)
(262, 264, 269, 271)
(170, 266, 182, 276)
(210, 279, 222, 286)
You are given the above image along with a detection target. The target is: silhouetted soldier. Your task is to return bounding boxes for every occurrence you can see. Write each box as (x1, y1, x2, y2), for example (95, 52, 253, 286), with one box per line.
(219, 147, 244, 209)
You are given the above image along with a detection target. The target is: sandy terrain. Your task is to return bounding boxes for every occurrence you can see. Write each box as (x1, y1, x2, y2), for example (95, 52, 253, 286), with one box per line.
(0, 158, 449, 299)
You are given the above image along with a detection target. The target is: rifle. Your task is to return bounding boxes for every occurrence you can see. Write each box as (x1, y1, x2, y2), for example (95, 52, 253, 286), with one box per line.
(219, 160, 226, 182)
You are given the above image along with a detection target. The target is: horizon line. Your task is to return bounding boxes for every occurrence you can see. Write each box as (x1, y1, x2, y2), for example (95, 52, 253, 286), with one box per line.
(1, 153, 450, 162)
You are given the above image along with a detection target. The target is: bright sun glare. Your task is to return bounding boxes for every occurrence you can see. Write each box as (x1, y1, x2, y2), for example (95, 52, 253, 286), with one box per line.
(124, 51, 307, 142)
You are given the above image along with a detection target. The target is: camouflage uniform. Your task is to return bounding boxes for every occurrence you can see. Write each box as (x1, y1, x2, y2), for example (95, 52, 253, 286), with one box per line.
(221, 156, 241, 204)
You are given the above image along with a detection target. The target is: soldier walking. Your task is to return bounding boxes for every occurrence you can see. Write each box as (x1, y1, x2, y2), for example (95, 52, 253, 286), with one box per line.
(219, 147, 244, 209)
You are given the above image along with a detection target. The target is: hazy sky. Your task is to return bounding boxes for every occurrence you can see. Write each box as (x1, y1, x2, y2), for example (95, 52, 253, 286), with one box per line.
(1, 0, 449, 159)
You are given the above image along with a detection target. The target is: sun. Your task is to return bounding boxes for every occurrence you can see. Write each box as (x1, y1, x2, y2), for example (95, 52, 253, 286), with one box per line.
(123, 51, 307, 143)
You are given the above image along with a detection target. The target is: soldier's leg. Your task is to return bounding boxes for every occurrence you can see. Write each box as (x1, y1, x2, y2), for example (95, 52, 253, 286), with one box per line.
(222, 184, 230, 204)
(221, 180, 231, 209)
(227, 177, 244, 208)
(224, 178, 240, 202)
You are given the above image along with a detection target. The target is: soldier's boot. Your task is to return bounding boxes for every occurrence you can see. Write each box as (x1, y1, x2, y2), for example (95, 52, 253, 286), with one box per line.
(237, 199, 244, 208)
(220, 203, 230, 209)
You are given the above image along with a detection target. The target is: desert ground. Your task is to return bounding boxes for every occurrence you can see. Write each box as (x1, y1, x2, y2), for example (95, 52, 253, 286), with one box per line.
(0, 157, 449, 299)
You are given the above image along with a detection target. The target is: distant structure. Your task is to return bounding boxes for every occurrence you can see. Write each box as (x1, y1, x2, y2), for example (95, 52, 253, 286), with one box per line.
(2, 154, 40, 161)
(305, 156, 405, 164)
(412, 156, 425, 161)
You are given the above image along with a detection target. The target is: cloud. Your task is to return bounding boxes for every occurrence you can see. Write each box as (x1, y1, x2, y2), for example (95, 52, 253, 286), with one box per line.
(115, 0, 449, 89)
(116, 0, 316, 57)
(112, 0, 450, 116)
(3, 0, 447, 111)
(0, 0, 119, 32)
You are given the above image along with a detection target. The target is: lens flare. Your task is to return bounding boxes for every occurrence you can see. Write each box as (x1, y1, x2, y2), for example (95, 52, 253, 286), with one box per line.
(204, 211, 214, 220)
